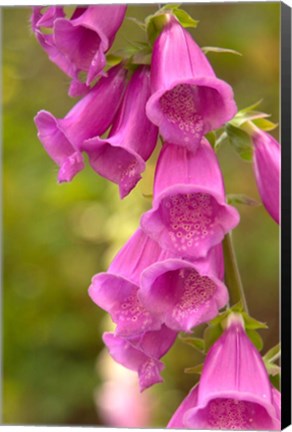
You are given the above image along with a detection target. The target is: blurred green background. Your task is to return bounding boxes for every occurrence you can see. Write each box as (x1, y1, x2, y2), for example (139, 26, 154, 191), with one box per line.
(2, 2, 280, 426)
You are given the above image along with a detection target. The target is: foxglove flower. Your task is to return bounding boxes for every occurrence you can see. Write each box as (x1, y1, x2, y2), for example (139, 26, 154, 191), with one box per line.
(251, 127, 280, 224)
(34, 64, 127, 183)
(103, 325, 177, 392)
(89, 229, 171, 337)
(168, 314, 280, 429)
(146, 17, 237, 151)
(139, 245, 228, 332)
(31, 7, 76, 83)
(31, 6, 127, 96)
(141, 140, 240, 259)
(81, 66, 159, 198)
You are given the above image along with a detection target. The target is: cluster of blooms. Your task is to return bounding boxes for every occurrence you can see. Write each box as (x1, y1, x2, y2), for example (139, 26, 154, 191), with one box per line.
(32, 5, 281, 430)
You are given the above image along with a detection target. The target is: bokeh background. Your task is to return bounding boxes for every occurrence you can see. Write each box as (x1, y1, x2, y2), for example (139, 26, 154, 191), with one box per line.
(2, 2, 280, 426)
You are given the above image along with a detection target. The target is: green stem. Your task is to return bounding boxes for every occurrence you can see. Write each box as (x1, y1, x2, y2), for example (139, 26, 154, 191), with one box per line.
(223, 232, 249, 313)
(269, 351, 281, 364)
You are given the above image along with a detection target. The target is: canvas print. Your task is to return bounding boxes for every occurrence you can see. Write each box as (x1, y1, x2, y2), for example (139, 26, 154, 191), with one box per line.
(3, 2, 282, 428)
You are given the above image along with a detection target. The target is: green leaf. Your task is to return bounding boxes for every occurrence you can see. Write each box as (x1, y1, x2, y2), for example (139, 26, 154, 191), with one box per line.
(205, 131, 216, 149)
(172, 8, 199, 28)
(208, 310, 229, 327)
(265, 363, 281, 377)
(227, 194, 260, 207)
(226, 123, 253, 161)
(242, 312, 268, 330)
(230, 301, 244, 313)
(202, 46, 242, 56)
(231, 110, 270, 128)
(180, 336, 205, 353)
(239, 100, 263, 114)
(252, 118, 278, 131)
(214, 131, 228, 152)
(184, 363, 204, 375)
(142, 193, 153, 199)
(246, 329, 264, 351)
(269, 373, 280, 390)
(263, 343, 281, 363)
(204, 324, 223, 352)
(146, 13, 171, 44)
(106, 54, 123, 66)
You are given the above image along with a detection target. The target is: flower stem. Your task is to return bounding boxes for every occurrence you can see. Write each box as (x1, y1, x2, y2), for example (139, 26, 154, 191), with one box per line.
(223, 232, 249, 313)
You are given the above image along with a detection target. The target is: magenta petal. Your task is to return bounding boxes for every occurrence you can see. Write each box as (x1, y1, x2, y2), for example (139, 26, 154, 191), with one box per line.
(54, 5, 127, 85)
(31, 6, 65, 30)
(167, 385, 199, 428)
(31, 7, 79, 82)
(88, 229, 171, 337)
(34, 65, 127, 182)
(103, 325, 176, 391)
(272, 387, 281, 420)
(146, 17, 237, 151)
(82, 66, 158, 198)
(252, 129, 280, 224)
(198, 244, 225, 281)
(34, 110, 85, 182)
(89, 273, 161, 337)
(141, 141, 239, 258)
(139, 258, 228, 332)
(103, 332, 164, 392)
(184, 314, 280, 429)
(185, 397, 280, 430)
(106, 228, 171, 283)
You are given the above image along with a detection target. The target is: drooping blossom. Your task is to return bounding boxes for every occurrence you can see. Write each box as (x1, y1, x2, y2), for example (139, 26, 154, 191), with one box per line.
(31, 6, 127, 96)
(103, 325, 177, 392)
(81, 66, 159, 198)
(89, 229, 171, 337)
(31, 7, 73, 79)
(139, 245, 228, 333)
(168, 313, 280, 429)
(251, 126, 280, 224)
(141, 140, 240, 259)
(34, 64, 127, 183)
(146, 16, 237, 151)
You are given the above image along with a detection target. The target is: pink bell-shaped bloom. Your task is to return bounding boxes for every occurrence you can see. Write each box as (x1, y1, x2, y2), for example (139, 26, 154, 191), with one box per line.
(34, 64, 127, 183)
(54, 6, 127, 89)
(168, 313, 280, 429)
(251, 127, 280, 224)
(31, 7, 76, 81)
(81, 66, 159, 199)
(146, 17, 237, 151)
(103, 325, 177, 392)
(31, 6, 126, 96)
(139, 245, 228, 333)
(89, 229, 171, 337)
(141, 140, 240, 259)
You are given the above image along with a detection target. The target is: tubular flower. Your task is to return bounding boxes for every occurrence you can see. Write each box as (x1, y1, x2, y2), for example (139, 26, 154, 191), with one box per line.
(251, 127, 281, 224)
(89, 229, 171, 337)
(31, 6, 127, 96)
(139, 245, 228, 333)
(141, 140, 240, 259)
(168, 314, 280, 430)
(34, 64, 127, 183)
(146, 16, 237, 151)
(31, 7, 76, 83)
(103, 325, 177, 392)
(81, 66, 159, 199)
